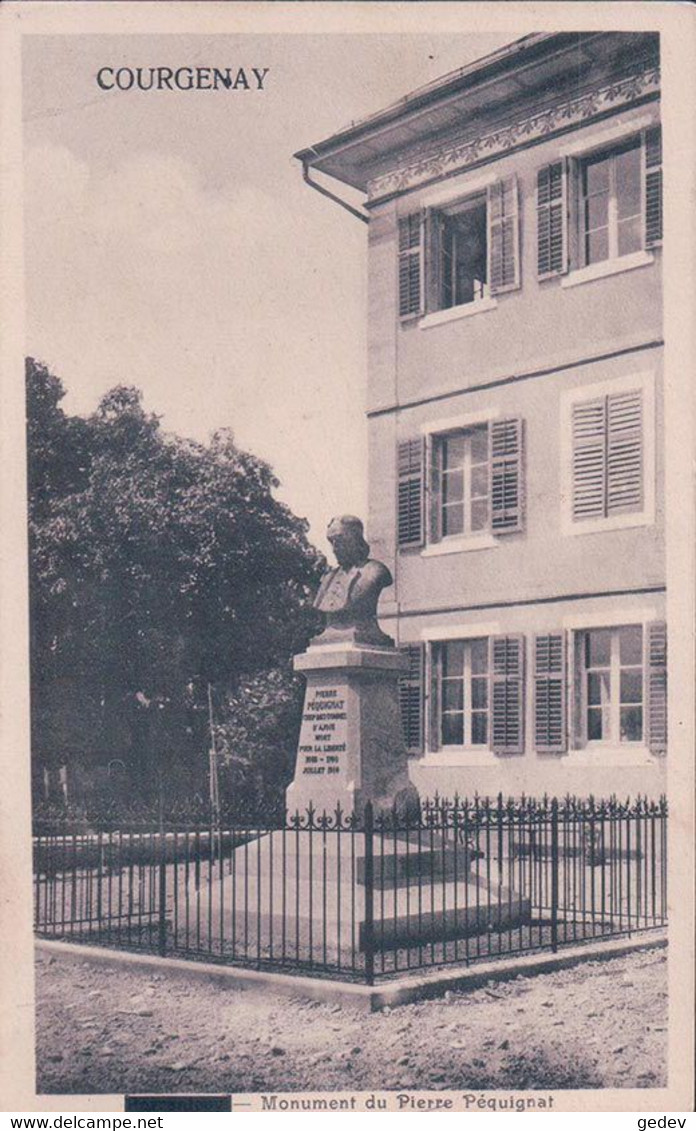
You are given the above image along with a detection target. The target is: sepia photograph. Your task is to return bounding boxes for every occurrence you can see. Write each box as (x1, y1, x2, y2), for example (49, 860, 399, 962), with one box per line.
(1, 1, 694, 1117)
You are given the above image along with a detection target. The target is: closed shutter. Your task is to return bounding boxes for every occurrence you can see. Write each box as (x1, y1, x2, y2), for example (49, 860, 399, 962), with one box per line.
(399, 643, 425, 753)
(572, 397, 607, 521)
(537, 161, 568, 278)
(490, 635, 524, 754)
(491, 418, 524, 533)
(607, 389, 643, 514)
(644, 126, 662, 248)
(534, 632, 567, 753)
(398, 213, 423, 317)
(397, 438, 424, 547)
(646, 620, 667, 755)
(488, 176, 520, 294)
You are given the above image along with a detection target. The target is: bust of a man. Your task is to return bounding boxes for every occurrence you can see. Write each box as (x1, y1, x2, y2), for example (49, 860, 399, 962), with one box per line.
(313, 515, 394, 647)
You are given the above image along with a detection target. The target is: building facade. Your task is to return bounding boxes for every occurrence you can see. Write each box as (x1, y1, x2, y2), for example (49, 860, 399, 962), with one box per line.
(298, 32, 665, 799)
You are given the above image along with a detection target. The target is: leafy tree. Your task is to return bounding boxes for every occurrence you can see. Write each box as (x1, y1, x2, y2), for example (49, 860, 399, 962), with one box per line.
(27, 357, 323, 807)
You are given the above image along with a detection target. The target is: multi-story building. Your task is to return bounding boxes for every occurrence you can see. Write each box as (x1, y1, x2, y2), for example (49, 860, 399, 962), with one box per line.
(297, 32, 665, 799)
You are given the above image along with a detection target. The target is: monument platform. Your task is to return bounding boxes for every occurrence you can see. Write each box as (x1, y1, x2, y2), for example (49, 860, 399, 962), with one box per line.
(208, 830, 531, 964)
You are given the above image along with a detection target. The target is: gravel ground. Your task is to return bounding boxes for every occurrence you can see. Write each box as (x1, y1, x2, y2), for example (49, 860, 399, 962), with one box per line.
(35, 945, 667, 1095)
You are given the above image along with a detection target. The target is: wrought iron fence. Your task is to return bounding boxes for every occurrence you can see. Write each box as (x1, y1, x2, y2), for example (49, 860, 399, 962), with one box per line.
(33, 795, 667, 984)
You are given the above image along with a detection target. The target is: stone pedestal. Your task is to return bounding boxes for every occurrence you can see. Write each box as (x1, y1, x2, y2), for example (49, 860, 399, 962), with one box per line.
(286, 642, 415, 818)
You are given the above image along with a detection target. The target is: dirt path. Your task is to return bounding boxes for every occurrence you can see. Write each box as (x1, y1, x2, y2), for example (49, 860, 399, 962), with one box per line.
(35, 945, 666, 1095)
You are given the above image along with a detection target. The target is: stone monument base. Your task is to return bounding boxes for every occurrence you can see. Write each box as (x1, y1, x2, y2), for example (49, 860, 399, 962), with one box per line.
(285, 642, 418, 818)
(213, 830, 531, 966)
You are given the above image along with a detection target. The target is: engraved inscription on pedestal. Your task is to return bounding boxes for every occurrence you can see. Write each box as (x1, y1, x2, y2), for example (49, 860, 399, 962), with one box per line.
(297, 687, 348, 780)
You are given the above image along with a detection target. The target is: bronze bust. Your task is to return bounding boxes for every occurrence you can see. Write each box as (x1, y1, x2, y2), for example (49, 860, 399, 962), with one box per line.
(313, 516, 394, 647)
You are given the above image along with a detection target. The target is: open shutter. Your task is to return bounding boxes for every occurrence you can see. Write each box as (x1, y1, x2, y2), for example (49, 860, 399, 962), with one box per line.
(572, 397, 607, 521)
(534, 632, 567, 753)
(424, 209, 444, 313)
(646, 620, 667, 755)
(398, 213, 423, 317)
(537, 161, 568, 278)
(491, 418, 524, 533)
(607, 389, 643, 515)
(428, 436, 442, 543)
(488, 176, 520, 294)
(399, 643, 425, 753)
(490, 635, 524, 755)
(397, 438, 424, 547)
(644, 125, 662, 248)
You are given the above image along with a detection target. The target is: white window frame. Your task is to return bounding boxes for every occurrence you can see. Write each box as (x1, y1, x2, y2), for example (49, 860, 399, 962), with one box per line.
(561, 607, 657, 766)
(578, 625, 644, 750)
(419, 622, 502, 766)
(420, 409, 500, 557)
(560, 117, 658, 290)
(418, 173, 500, 329)
(560, 370, 655, 537)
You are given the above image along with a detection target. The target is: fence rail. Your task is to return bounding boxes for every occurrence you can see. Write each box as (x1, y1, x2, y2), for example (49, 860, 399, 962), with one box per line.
(33, 795, 667, 984)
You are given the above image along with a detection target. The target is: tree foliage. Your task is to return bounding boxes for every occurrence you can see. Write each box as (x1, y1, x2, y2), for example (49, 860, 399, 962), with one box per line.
(27, 357, 322, 805)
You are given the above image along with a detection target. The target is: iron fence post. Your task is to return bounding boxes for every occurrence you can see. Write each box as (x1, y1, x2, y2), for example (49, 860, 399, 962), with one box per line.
(363, 801, 375, 986)
(550, 799, 559, 953)
(158, 825, 167, 957)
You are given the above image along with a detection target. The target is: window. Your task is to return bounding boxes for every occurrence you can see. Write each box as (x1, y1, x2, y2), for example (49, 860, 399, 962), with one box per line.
(398, 175, 520, 319)
(536, 125, 662, 281)
(572, 388, 643, 522)
(397, 417, 524, 550)
(438, 426, 490, 537)
(578, 625, 644, 745)
(440, 196, 489, 308)
(580, 139, 642, 266)
(438, 638, 489, 747)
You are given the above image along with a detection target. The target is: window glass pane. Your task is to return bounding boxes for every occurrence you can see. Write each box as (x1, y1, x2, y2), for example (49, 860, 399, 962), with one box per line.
(471, 498, 489, 532)
(618, 216, 641, 257)
(471, 713, 488, 746)
(588, 670, 610, 706)
(586, 228, 609, 265)
(586, 629, 611, 667)
(442, 641, 464, 676)
(470, 426, 489, 464)
(620, 670, 643, 704)
(451, 201, 487, 307)
(615, 145, 641, 217)
(470, 638, 489, 674)
(443, 435, 466, 468)
(619, 625, 643, 665)
(443, 505, 463, 537)
(442, 469, 463, 504)
(586, 194, 609, 230)
(620, 706, 643, 742)
(587, 707, 604, 741)
(442, 679, 464, 711)
(471, 465, 489, 497)
(584, 155, 610, 194)
(471, 676, 488, 710)
(442, 714, 464, 745)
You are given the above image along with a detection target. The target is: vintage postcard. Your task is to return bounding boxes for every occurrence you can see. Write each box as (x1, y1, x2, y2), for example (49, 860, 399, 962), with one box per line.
(0, 1, 694, 1118)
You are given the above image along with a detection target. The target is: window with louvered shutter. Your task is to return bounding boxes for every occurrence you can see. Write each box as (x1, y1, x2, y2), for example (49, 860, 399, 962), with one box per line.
(534, 632, 567, 753)
(607, 390, 643, 514)
(399, 643, 425, 752)
(491, 418, 524, 533)
(488, 176, 520, 294)
(537, 161, 567, 278)
(646, 620, 667, 754)
(397, 439, 424, 547)
(398, 214, 422, 317)
(490, 635, 524, 754)
(644, 126, 662, 247)
(572, 389, 643, 522)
